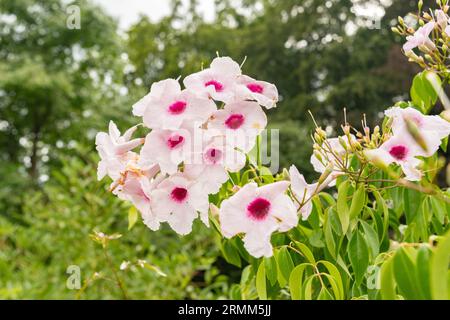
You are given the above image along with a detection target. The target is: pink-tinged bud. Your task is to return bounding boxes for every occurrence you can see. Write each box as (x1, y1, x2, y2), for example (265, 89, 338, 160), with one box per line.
(209, 203, 220, 218)
(423, 12, 432, 21)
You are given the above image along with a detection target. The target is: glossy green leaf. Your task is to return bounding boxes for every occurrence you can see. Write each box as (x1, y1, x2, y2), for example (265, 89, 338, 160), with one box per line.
(276, 247, 295, 283)
(380, 256, 397, 300)
(337, 180, 350, 234)
(431, 229, 450, 299)
(128, 206, 138, 230)
(349, 185, 366, 220)
(264, 256, 278, 286)
(348, 230, 369, 286)
(256, 261, 267, 300)
(393, 247, 423, 300)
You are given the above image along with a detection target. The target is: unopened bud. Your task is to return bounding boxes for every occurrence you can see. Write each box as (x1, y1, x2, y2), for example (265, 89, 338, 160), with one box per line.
(209, 203, 220, 218)
(423, 12, 432, 21)
(391, 27, 401, 35)
(364, 149, 388, 170)
(405, 116, 429, 153)
(342, 125, 351, 136)
(314, 132, 323, 144)
(338, 136, 349, 151)
(282, 168, 290, 180)
(318, 163, 334, 185)
(313, 150, 323, 163)
(398, 16, 405, 26)
(316, 127, 327, 139)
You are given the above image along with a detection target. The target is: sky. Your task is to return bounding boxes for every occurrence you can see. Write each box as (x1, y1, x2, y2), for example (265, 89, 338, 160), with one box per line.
(92, 0, 215, 30)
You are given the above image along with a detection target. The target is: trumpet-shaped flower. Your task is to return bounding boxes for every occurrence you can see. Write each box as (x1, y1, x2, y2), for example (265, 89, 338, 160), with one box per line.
(184, 136, 246, 194)
(150, 174, 209, 235)
(236, 75, 279, 109)
(132, 79, 216, 130)
(183, 57, 241, 103)
(208, 100, 267, 152)
(219, 181, 297, 258)
(403, 21, 436, 52)
(113, 165, 162, 231)
(139, 128, 192, 174)
(96, 121, 144, 180)
(385, 107, 450, 155)
(365, 134, 424, 181)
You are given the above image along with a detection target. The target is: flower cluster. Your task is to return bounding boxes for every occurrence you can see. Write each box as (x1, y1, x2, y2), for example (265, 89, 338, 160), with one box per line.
(310, 107, 450, 183)
(96, 57, 297, 256)
(97, 55, 450, 259)
(394, 2, 450, 77)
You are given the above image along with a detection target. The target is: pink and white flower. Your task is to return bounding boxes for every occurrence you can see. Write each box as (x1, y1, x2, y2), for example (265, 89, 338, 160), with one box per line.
(219, 181, 297, 258)
(236, 75, 279, 109)
(403, 21, 436, 52)
(113, 165, 162, 231)
(385, 107, 450, 155)
(150, 174, 209, 235)
(139, 127, 193, 174)
(132, 79, 216, 130)
(95, 121, 144, 181)
(183, 57, 242, 103)
(365, 135, 424, 181)
(184, 136, 246, 194)
(208, 100, 267, 152)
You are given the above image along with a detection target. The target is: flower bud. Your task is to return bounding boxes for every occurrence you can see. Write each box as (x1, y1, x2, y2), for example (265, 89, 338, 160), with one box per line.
(423, 12, 432, 21)
(209, 203, 220, 218)
(441, 109, 450, 122)
(338, 136, 349, 151)
(313, 150, 323, 163)
(404, 116, 429, 153)
(318, 163, 333, 185)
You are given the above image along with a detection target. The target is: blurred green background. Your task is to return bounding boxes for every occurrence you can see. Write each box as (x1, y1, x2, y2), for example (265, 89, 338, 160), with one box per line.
(0, 0, 425, 299)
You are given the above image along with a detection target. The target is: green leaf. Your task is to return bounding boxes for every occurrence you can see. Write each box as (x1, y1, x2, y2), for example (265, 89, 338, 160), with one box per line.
(416, 246, 432, 299)
(360, 220, 380, 260)
(403, 188, 423, 224)
(348, 229, 369, 286)
(349, 185, 366, 220)
(128, 206, 138, 230)
(289, 264, 309, 300)
(380, 256, 397, 300)
(256, 261, 267, 300)
(393, 247, 423, 300)
(221, 240, 242, 268)
(431, 229, 450, 299)
(429, 196, 447, 225)
(410, 71, 440, 113)
(337, 180, 350, 234)
(293, 241, 316, 264)
(264, 256, 278, 286)
(372, 190, 389, 243)
(317, 260, 345, 300)
(276, 247, 295, 283)
(324, 209, 337, 259)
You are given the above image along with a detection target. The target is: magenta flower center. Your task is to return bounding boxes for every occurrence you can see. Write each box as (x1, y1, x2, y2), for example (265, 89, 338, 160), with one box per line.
(247, 197, 271, 221)
(247, 83, 264, 94)
(205, 148, 222, 164)
(389, 145, 408, 161)
(225, 114, 245, 130)
(205, 80, 224, 92)
(167, 134, 184, 149)
(171, 187, 188, 203)
(168, 101, 187, 115)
